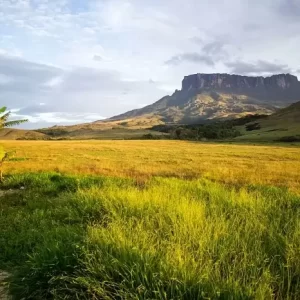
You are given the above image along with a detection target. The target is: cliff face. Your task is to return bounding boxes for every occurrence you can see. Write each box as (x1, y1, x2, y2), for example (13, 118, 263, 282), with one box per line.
(182, 73, 300, 91)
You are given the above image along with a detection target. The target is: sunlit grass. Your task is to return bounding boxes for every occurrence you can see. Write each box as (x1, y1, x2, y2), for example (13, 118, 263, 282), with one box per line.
(2, 140, 300, 192)
(1, 140, 300, 299)
(1, 173, 300, 299)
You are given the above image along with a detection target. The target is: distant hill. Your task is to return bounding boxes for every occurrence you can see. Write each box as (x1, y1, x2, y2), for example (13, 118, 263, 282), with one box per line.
(103, 73, 300, 126)
(150, 100, 300, 143)
(0, 128, 46, 140)
(237, 101, 300, 142)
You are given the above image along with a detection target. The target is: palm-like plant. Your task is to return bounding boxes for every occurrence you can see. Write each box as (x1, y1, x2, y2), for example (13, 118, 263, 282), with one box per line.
(0, 106, 28, 129)
(0, 106, 28, 181)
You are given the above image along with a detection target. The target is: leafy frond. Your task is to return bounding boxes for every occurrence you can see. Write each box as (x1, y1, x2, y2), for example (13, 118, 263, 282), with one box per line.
(0, 106, 28, 129)
(0, 107, 7, 114)
(0, 111, 11, 122)
(3, 119, 28, 128)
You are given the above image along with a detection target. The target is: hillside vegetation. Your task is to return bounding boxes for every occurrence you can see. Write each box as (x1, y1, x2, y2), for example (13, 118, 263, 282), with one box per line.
(151, 114, 268, 140)
(236, 101, 300, 141)
(1, 141, 300, 299)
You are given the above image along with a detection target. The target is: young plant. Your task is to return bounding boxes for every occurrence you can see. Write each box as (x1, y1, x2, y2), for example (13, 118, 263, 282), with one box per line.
(0, 106, 28, 181)
(0, 150, 13, 182)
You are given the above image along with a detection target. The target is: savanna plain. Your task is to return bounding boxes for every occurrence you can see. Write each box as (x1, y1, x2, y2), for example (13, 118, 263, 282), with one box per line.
(1, 140, 300, 299)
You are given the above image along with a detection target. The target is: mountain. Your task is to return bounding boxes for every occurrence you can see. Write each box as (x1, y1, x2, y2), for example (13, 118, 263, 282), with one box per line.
(4, 73, 299, 141)
(102, 73, 300, 126)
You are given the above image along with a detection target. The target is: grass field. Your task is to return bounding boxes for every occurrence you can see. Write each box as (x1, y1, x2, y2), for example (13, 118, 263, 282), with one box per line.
(2, 140, 300, 192)
(1, 140, 300, 299)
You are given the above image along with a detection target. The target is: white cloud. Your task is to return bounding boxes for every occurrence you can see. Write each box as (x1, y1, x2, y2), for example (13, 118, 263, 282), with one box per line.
(1, 54, 167, 128)
(0, 0, 299, 128)
(0, 74, 13, 85)
(11, 111, 105, 129)
(44, 76, 64, 87)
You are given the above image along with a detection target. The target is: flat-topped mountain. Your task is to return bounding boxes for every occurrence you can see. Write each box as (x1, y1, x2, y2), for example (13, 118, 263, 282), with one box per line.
(105, 73, 300, 125)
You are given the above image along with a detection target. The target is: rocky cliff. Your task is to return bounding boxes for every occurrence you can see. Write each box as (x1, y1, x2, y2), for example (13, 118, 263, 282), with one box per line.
(179, 73, 300, 104)
(182, 73, 299, 91)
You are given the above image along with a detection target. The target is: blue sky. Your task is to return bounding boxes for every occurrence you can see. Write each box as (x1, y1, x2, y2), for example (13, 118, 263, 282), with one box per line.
(0, 0, 300, 128)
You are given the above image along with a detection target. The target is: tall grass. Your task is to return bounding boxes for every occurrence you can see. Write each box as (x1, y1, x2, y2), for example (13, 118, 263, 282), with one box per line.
(1, 173, 300, 299)
(2, 140, 300, 193)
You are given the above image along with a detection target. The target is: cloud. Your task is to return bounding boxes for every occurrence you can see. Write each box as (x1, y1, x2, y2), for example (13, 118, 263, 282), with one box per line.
(11, 111, 105, 129)
(1, 54, 167, 128)
(190, 37, 203, 45)
(1, 0, 300, 128)
(165, 38, 229, 68)
(0, 74, 13, 85)
(17, 103, 58, 115)
(165, 53, 215, 66)
(225, 60, 292, 75)
(0, 54, 62, 93)
(93, 55, 102, 62)
(44, 76, 64, 87)
(202, 41, 227, 57)
(276, 0, 300, 20)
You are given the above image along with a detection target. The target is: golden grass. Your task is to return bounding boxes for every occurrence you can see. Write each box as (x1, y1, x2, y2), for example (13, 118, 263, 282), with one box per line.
(2, 140, 300, 193)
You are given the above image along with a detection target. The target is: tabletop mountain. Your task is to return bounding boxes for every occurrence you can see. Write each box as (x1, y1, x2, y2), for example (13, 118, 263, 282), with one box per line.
(103, 73, 300, 125)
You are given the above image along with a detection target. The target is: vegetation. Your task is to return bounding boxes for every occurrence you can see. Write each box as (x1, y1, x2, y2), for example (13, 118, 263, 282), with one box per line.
(37, 128, 69, 137)
(0, 106, 28, 181)
(1, 171, 300, 299)
(2, 140, 300, 191)
(152, 115, 268, 141)
(1, 140, 300, 299)
(276, 135, 300, 143)
(235, 101, 300, 142)
(0, 106, 28, 129)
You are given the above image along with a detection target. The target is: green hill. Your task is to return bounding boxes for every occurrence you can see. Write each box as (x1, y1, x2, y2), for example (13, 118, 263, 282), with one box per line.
(236, 101, 300, 142)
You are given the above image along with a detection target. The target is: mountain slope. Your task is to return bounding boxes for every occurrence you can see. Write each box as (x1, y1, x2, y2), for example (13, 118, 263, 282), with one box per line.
(236, 101, 300, 141)
(103, 73, 300, 125)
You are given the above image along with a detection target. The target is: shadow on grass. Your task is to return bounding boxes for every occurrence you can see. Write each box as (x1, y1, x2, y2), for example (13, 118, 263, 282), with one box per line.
(1, 172, 300, 299)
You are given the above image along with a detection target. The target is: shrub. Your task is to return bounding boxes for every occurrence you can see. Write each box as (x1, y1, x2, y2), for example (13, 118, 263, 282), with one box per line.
(246, 122, 261, 131)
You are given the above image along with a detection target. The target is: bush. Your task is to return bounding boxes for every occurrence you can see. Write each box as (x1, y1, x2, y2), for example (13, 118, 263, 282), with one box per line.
(152, 115, 268, 141)
(276, 136, 300, 143)
(246, 122, 261, 131)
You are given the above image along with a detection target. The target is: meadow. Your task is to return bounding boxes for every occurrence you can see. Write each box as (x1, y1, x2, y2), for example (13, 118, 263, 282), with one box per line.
(1, 140, 300, 299)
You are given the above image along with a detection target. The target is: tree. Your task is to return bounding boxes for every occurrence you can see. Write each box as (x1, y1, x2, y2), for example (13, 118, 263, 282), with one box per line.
(0, 106, 28, 129)
(175, 128, 182, 139)
(0, 106, 28, 181)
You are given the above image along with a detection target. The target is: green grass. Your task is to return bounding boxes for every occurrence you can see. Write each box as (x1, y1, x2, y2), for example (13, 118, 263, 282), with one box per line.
(1, 173, 300, 299)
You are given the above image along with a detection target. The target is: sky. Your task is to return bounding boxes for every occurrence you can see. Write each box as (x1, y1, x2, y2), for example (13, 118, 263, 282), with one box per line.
(0, 0, 300, 129)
